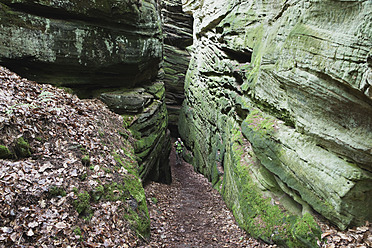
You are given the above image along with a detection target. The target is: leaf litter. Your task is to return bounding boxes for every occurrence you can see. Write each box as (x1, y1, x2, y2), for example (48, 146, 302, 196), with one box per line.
(0, 66, 139, 247)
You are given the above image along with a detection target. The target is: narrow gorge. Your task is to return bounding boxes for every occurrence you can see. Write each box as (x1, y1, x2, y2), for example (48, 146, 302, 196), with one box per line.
(0, 0, 371, 247)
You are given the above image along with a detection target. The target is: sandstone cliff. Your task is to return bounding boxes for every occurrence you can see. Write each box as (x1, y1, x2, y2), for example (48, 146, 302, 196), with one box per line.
(0, 0, 171, 183)
(159, 0, 193, 132)
(179, 0, 372, 245)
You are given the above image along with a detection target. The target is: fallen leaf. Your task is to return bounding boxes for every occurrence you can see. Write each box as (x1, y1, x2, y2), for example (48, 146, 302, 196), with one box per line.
(28, 221, 39, 228)
(321, 231, 332, 239)
(55, 222, 67, 229)
(27, 229, 34, 237)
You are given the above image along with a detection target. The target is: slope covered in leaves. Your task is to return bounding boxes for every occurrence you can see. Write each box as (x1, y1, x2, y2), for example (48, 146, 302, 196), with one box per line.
(0, 66, 147, 247)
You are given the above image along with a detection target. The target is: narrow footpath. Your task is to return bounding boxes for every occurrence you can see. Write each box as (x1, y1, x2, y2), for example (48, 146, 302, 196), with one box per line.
(140, 144, 274, 248)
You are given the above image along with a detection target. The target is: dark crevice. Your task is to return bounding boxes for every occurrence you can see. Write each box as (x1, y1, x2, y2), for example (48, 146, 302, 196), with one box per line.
(221, 47, 252, 63)
(232, 71, 244, 85)
(269, 0, 290, 23)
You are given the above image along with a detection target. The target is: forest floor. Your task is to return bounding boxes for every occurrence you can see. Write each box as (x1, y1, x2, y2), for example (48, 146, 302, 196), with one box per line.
(140, 144, 274, 248)
(141, 143, 372, 248)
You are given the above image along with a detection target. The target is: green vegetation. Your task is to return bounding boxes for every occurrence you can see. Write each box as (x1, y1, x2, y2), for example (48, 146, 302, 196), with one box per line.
(221, 126, 321, 247)
(74, 191, 93, 220)
(72, 149, 150, 238)
(49, 186, 67, 197)
(14, 137, 31, 158)
(73, 226, 82, 236)
(0, 145, 12, 159)
(151, 197, 158, 204)
(80, 173, 87, 181)
(81, 155, 90, 166)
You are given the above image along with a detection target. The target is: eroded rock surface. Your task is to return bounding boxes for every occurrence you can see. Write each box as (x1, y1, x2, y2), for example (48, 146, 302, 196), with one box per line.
(179, 0, 372, 245)
(0, 0, 162, 89)
(100, 82, 172, 184)
(0, 0, 171, 183)
(159, 0, 193, 131)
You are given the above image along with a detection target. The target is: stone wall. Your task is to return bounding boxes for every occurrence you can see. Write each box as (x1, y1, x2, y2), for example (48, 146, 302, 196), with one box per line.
(0, 0, 171, 183)
(159, 0, 193, 132)
(179, 0, 372, 244)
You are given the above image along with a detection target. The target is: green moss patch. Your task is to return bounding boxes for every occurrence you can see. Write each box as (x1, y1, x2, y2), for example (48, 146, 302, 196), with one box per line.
(49, 186, 67, 197)
(14, 137, 31, 158)
(81, 155, 90, 166)
(0, 145, 13, 159)
(74, 191, 93, 220)
(221, 125, 321, 247)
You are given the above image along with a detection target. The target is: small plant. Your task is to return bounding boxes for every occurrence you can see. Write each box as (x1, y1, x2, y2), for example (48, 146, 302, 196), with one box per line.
(89, 165, 94, 170)
(73, 187, 79, 194)
(73, 226, 82, 236)
(80, 173, 87, 181)
(81, 155, 90, 166)
(49, 186, 66, 197)
(151, 197, 158, 204)
(38, 91, 55, 102)
(74, 191, 93, 220)
(5, 103, 36, 115)
(92, 185, 105, 202)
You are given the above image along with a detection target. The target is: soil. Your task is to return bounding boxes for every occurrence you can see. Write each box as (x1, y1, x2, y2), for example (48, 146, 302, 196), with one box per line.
(141, 143, 275, 248)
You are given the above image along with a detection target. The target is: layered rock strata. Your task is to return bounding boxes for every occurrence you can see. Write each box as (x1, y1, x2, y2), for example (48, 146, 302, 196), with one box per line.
(100, 82, 172, 184)
(0, 0, 162, 89)
(159, 0, 193, 131)
(179, 0, 372, 245)
(0, 0, 171, 183)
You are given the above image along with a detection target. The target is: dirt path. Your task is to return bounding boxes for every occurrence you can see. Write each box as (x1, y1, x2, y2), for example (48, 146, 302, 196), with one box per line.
(141, 144, 274, 248)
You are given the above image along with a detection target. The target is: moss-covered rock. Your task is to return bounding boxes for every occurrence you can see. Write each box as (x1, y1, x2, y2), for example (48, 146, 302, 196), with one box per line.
(14, 137, 31, 158)
(179, 0, 372, 245)
(0, 0, 162, 91)
(0, 145, 12, 159)
(100, 82, 172, 184)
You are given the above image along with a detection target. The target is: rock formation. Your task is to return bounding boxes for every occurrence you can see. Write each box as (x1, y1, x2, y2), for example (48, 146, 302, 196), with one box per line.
(0, 0, 171, 183)
(179, 0, 372, 245)
(0, 0, 162, 89)
(159, 0, 193, 133)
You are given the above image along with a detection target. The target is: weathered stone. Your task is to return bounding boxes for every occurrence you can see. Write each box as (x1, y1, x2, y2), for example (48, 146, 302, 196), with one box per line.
(159, 0, 193, 132)
(0, 0, 162, 89)
(101, 82, 171, 184)
(179, 0, 372, 245)
(0, 0, 171, 185)
(100, 88, 154, 114)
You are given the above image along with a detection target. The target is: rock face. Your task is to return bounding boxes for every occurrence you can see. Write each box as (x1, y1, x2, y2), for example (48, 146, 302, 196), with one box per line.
(0, 0, 171, 183)
(0, 0, 162, 89)
(159, 0, 193, 132)
(100, 82, 172, 184)
(179, 0, 372, 245)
